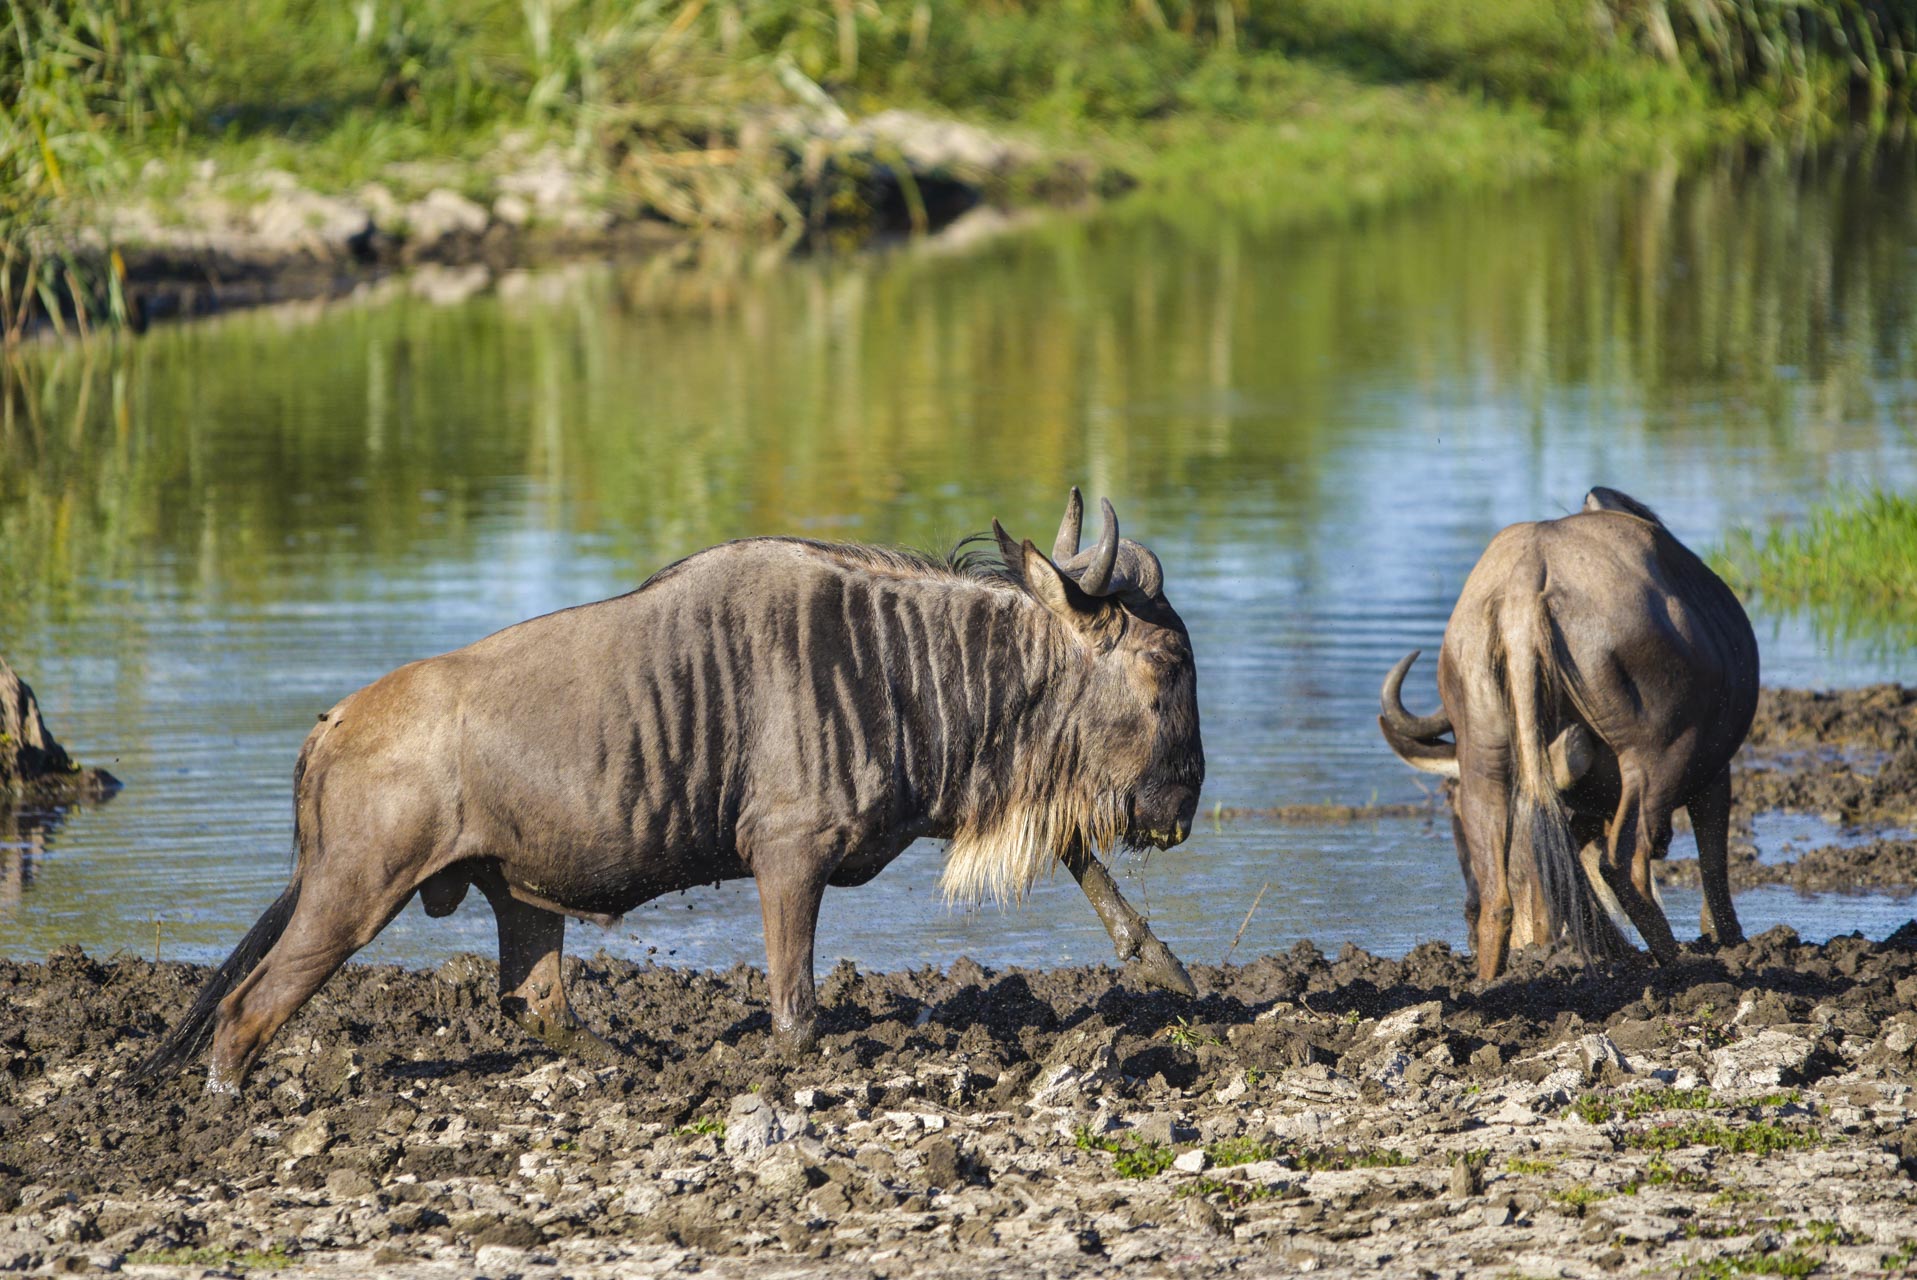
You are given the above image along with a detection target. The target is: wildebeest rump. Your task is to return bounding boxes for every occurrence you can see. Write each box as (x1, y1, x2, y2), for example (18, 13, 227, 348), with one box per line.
(1378, 488, 1758, 979)
(137, 492, 1204, 1093)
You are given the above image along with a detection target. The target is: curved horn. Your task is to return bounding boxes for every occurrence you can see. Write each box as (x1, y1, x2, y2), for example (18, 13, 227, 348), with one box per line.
(1120, 538, 1162, 598)
(1380, 650, 1451, 740)
(1077, 497, 1119, 596)
(1053, 487, 1084, 562)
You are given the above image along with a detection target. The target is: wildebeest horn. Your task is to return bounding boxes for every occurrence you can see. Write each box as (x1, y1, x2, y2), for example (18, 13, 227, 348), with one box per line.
(1380, 651, 1451, 740)
(1120, 539, 1162, 598)
(1054, 487, 1084, 562)
(1076, 498, 1119, 596)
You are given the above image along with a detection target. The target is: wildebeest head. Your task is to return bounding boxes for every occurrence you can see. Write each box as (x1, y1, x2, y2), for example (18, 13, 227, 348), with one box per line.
(943, 489, 1202, 903)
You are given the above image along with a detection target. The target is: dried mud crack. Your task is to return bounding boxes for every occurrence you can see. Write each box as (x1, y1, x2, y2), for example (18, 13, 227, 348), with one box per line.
(6, 927, 1917, 1278)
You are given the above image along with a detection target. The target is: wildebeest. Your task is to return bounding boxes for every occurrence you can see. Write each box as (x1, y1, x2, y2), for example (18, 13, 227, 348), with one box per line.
(1378, 488, 1758, 979)
(137, 491, 1203, 1093)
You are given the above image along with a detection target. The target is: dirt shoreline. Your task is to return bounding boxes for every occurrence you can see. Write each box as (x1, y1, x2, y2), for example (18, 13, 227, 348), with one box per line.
(2, 684, 1914, 1277)
(4, 930, 1917, 1278)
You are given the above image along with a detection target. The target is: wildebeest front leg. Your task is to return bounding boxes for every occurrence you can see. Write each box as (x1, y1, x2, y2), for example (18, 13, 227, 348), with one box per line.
(1689, 765, 1744, 947)
(752, 859, 828, 1054)
(474, 869, 618, 1064)
(1061, 843, 1196, 998)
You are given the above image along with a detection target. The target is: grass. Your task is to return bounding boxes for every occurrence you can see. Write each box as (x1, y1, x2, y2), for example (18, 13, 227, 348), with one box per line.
(126, 1245, 296, 1270)
(6, 0, 1915, 335)
(676, 1115, 725, 1140)
(1716, 490, 1917, 643)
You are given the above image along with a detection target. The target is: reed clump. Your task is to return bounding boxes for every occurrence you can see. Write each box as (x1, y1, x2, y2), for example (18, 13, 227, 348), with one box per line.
(1716, 491, 1917, 642)
(3, 0, 1914, 337)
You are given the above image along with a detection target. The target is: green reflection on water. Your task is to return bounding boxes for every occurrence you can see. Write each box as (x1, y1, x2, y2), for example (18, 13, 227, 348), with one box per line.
(5, 143, 1916, 633)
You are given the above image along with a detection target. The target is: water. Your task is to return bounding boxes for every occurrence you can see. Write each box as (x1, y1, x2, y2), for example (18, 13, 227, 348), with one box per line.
(4, 142, 1916, 973)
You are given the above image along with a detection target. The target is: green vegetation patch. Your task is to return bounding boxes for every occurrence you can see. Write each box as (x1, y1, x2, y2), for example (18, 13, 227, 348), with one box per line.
(126, 1245, 296, 1271)
(1571, 1086, 1720, 1124)
(1716, 490, 1917, 643)
(1623, 1118, 1819, 1156)
(1074, 1125, 1176, 1179)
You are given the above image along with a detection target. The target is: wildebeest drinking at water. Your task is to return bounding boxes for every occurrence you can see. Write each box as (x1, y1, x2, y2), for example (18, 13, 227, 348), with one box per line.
(138, 491, 1203, 1093)
(1379, 488, 1758, 978)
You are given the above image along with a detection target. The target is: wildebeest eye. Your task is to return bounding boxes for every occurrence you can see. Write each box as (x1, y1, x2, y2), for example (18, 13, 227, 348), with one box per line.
(1142, 647, 1181, 674)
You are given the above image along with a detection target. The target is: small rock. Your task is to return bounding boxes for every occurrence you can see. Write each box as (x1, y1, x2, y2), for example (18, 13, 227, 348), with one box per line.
(1709, 1028, 1819, 1092)
(404, 188, 490, 250)
(1172, 1148, 1211, 1174)
(918, 1136, 962, 1187)
(724, 1094, 810, 1163)
(1131, 1113, 1196, 1147)
(284, 1115, 335, 1158)
(1579, 1032, 1629, 1079)
(1449, 1154, 1486, 1199)
(1183, 1195, 1229, 1237)
(1482, 1198, 1517, 1228)
(324, 1168, 377, 1199)
(755, 1147, 823, 1198)
(473, 1243, 530, 1276)
(493, 193, 533, 227)
(1373, 1001, 1443, 1046)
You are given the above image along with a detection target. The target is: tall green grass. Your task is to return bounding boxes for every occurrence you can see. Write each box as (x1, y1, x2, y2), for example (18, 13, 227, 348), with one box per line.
(1716, 490, 1917, 641)
(2, 0, 1913, 337)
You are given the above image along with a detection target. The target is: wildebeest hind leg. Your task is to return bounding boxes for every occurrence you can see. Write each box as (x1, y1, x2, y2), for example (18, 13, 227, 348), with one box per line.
(1599, 777, 1680, 966)
(1061, 842, 1195, 997)
(206, 880, 414, 1094)
(1689, 766, 1744, 947)
(473, 867, 618, 1064)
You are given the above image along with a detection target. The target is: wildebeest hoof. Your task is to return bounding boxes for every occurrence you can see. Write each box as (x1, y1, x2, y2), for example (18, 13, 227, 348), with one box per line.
(774, 1015, 819, 1058)
(1131, 936, 1197, 999)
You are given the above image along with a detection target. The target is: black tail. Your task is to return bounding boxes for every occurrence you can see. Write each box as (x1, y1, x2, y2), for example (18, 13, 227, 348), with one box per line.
(132, 882, 301, 1083)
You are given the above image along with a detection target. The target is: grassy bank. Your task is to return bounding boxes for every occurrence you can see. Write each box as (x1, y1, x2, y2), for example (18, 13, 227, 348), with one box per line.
(4, 0, 1915, 335)
(1716, 490, 1917, 642)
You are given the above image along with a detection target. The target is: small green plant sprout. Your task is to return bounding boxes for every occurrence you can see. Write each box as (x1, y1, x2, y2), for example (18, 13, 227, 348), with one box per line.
(1506, 1157, 1557, 1175)
(677, 1115, 725, 1139)
(1689, 1246, 1820, 1279)
(1073, 1125, 1176, 1179)
(1204, 1137, 1276, 1168)
(1161, 1016, 1223, 1050)
(1797, 1219, 1856, 1247)
(1287, 1144, 1410, 1172)
(1176, 1176, 1283, 1207)
(1552, 1184, 1612, 1213)
(1244, 1067, 1266, 1088)
(1341, 1009, 1362, 1027)
(1881, 1238, 1917, 1272)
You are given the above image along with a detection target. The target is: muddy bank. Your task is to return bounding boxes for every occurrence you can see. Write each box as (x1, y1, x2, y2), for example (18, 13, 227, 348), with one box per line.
(1648, 683, 1917, 898)
(4, 929, 1917, 1277)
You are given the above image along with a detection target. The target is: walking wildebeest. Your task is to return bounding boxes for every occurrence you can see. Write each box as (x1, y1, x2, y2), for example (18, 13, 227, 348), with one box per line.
(137, 491, 1204, 1094)
(1378, 488, 1758, 979)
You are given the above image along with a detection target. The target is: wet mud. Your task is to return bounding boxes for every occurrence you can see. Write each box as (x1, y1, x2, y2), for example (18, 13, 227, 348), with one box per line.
(5, 927, 1917, 1278)
(1656, 684, 1917, 898)
(4, 681, 1916, 1277)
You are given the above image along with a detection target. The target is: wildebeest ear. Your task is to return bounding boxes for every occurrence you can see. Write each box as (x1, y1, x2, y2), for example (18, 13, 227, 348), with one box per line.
(1583, 487, 1663, 525)
(1018, 538, 1103, 627)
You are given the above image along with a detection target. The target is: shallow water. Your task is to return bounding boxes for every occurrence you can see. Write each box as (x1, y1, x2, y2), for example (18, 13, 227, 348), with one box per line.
(3, 141, 1915, 972)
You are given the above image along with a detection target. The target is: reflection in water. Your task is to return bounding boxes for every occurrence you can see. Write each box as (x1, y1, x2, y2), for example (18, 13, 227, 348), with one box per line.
(2, 140, 1915, 968)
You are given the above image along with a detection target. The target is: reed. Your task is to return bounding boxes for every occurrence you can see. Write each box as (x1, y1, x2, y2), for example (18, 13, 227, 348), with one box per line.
(1716, 490, 1917, 642)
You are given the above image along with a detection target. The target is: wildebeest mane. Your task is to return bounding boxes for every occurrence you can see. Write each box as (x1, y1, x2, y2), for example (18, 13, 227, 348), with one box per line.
(637, 533, 1022, 594)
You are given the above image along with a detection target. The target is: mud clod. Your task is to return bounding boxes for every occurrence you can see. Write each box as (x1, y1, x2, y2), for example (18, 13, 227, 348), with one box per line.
(1, 924, 1915, 1277)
